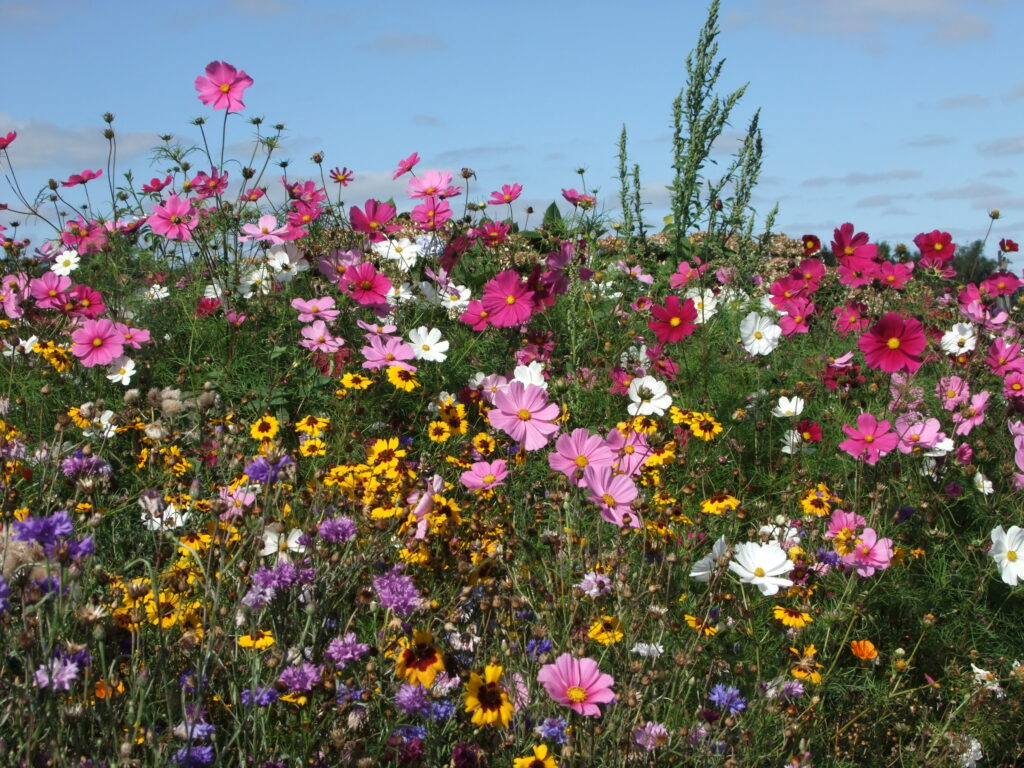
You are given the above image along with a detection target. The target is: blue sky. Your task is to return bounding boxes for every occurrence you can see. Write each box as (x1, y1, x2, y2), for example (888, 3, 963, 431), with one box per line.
(1, 0, 1021, 261)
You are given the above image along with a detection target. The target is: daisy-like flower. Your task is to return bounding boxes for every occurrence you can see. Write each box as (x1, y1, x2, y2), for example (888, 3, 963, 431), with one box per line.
(584, 466, 639, 528)
(408, 326, 449, 362)
(588, 616, 624, 645)
(259, 527, 306, 558)
(460, 460, 507, 491)
(850, 640, 878, 661)
(51, 250, 80, 277)
(941, 322, 978, 355)
(373, 237, 421, 271)
(148, 193, 199, 241)
(464, 664, 514, 728)
(739, 312, 782, 356)
(773, 605, 813, 628)
(106, 355, 136, 386)
(249, 415, 280, 441)
(690, 535, 729, 582)
(537, 653, 615, 718)
(728, 541, 794, 596)
(395, 630, 445, 687)
(990, 525, 1024, 586)
(70, 318, 124, 368)
(772, 396, 805, 418)
(513, 745, 557, 768)
(627, 375, 671, 416)
(487, 381, 561, 450)
(195, 61, 253, 112)
(481, 269, 534, 328)
(838, 413, 899, 466)
(858, 312, 927, 374)
(548, 428, 617, 484)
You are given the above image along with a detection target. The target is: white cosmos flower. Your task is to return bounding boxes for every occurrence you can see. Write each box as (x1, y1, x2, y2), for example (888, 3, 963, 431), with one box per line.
(772, 396, 805, 418)
(438, 284, 471, 313)
(237, 266, 273, 298)
(973, 471, 994, 495)
(627, 375, 671, 416)
(941, 322, 977, 355)
(990, 525, 1024, 586)
(260, 527, 307, 558)
(51, 249, 80, 277)
(408, 326, 449, 362)
(386, 282, 415, 304)
(141, 501, 188, 531)
(513, 361, 547, 389)
(739, 312, 782, 356)
(82, 410, 117, 439)
(780, 430, 805, 455)
(106, 355, 136, 386)
(144, 284, 170, 301)
(266, 243, 308, 282)
(630, 642, 664, 658)
(683, 287, 719, 323)
(690, 535, 729, 582)
(373, 237, 421, 271)
(728, 541, 794, 596)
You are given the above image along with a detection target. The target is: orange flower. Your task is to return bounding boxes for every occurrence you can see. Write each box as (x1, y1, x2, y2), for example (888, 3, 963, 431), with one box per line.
(850, 640, 878, 661)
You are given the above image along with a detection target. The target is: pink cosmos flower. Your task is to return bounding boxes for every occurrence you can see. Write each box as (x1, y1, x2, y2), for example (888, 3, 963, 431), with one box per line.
(830, 222, 870, 257)
(836, 246, 879, 288)
(61, 169, 102, 188)
(70, 318, 124, 368)
(842, 527, 893, 577)
(838, 413, 899, 466)
(350, 200, 399, 242)
(460, 460, 508, 491)
(831, 302, 870, 338)
(605, 428, 653, 476)
(343, 262, 392, 306)
(1003, 371, 1024, 400)
(299, 321, 344, 353)
(648, 295, 698, 343)
(487, 381, 560, 450)
(877, 260, 915, 290)
(112, 322, 151, 349)
(778, 297, 814, 337)
(668, 259, 707, 289)
(0, 132, 16, 150)
(937, 375, 971, 410)
(489, 184, 523, 205)
(29, 272, 72, 310)
(291, 297, 339, 323)
(142, 175, 172, 194)
(537, 653, 615, 717)
(459, 300, 491, 331)
(195, 61, 254, 112)
(410, 197, 452, 231)
(190, 167, 228, 199)
(392, 152, 420, 180)
(239, 214, 290, 244)
(790, 257, 826, 290)
(476, 374, 508, 404)
(561, 188, 596, 210)
(548, 428, 617, 485)
(584, 466, 640, 528)
(826, 509, 866, 540)
(858, 312, 927, 374)
(360, 335, 415, 372)
(61, 217, 108, 253)
(67, 284, 106, 318)
(481, 270, 535, 328)
(149, 194, 199, 241)
(986, 338, 1024, 376)
(952, 391, 990, 436)
(477, 220, 511, 248)
(894, 415, 943, 454)
(913, 229, 956, 260)
(407, 170, 452, 199)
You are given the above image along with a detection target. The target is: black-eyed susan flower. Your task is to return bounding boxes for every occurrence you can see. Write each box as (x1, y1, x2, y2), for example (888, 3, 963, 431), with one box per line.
(294, 415, 329, 436)
(789, 644, 823, 684)
(588, 616, 624, 645)
(387, 365, 419, 392)
(513, 744, 558, 768)
(238, 629, 275, 650)
(299, 439, 327, 457)
(395, 630, 445, 687)
(773, 605, 813, 628)
(689, 412, 723, 441)
(463, 663, 514, 728)
(249, 415, 280, 441)
(340, 372, 372, 390)
(685, 613, 718, 637)
(700, 492, 740, 515)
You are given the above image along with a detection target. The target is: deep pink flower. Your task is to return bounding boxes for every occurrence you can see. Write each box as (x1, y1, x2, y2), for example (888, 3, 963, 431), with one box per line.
(826, 509, 865, 540)
(142, 175, 172, 194)
(481, 270, 534, 328)
(668, 259, 707, 289)
(537, 653, 615, 717)
(981, 271, 1022, 297)
(488, 184, 522, 205)
(112, 322, 151, 349)
(459, 300, 491, 331)
(149, 194, 199, 241)
(477, 220, 511, 248)
(61, 217, 107, 254)
(584, 466, 640, 528)
(841, 527, 893, 577)
(876, 260, 914, 289)
(460, 460, 508, 491)
(778, 297, 814, 337)
(487, 381, 560, 450)
(548, 428, 617, 485)
(350, 199, 399, 242)
(836, 246, 879, 288)
(986, 338, 1024, 376)
(858, 312, 927, 374)
(61, 169, 102, 188)
(70, 318, 124, 367)
(952, 391, 990, 436)
(838, 413, 899, 465)
(768, 276, 807, 308)
(284, 179, 327, 205)
(195, 61, 254, 112)
(291, 297, 339, 323)
(0, 132, 16, 150)
(191, 167, 228, 199)
(790, 257, 825, 290)
(67, 284, 106, 318)
(831, 302, 870, 338)
(343, 262, 392, 306)
(410, 197, 452, 231)
(913, 230, 955, 260)
(561, 188, 596, 210)
(648, 295, 697, 343)
(1004, 371, 1024, 400)
(330, 167, 354, 186)
(393, 152, 420, 180)
(830, 222, 869, 258)
(29, 272, 71, 310)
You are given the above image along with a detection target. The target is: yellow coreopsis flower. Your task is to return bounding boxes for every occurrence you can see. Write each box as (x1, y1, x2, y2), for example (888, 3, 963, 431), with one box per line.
(772, 605, 813, 628)
(387, 365, 419, 392)
(426, 421, 451, 442)
(789, 644, 823, 684)
(294, 415, 329, 437)
(340, 372, 373, 390)
(299, 439, 327, 457)
(463, 664, 514, 728)
(249, 415, 280, 441)
(588, 615, 624, 645)
(238, 629, 275, 650)
(395, 630, 445, 688)
(513, 744, 558, 768)
(689, 412, 723, 441)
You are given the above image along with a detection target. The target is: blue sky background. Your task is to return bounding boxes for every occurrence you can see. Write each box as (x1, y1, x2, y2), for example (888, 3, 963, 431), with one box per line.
(1, 0, 1021, 262)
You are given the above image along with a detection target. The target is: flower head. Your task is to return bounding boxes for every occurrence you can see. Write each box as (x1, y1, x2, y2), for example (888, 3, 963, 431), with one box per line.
(537, 653, 615, 717)
(728, 541, 794, 595)
(195, 61, 253, 112)
(858, 312, 927, 374)
(990, 525, 1024, 586)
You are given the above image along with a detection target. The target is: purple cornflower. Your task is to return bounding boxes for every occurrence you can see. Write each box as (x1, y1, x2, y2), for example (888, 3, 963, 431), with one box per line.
(60, 450, 112, 478)
(708, 684, 747, 714)
(35, 656, 80, 691)
(429, 699, 456, 721)
(534, 716, 569, 745)
(278, 662, 321, 693)
(373, 565, 421, 617)
(14, 509, 73, 550)
(240, 687, 279, 707)
(171, 745, 215, 767)
(634, 720, 670, 751)
(325, 632, 370, 669)
(525, 637, 553, 660)
(0, 576, 8, 612)
(318, 515, 357, 543)
(395, 683, 431, 715)
(777, 680, 805, 701)
(336, 683, 363, 704)
(243, 455, 293, 485)
(173, 706, 216, 741)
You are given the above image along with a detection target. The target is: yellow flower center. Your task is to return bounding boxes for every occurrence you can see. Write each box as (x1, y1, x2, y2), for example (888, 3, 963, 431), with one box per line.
(887, 337, 901, 349)
(863, 434, 874, 443)
(92, 338, 103, 347)
(482, 474, 496, 484)
(1008, 550, 1018, 562)
(670, 317, 681, 327)
(601, 493, 616, 507)
(753, 331, 763, 339)
(753, 567, 765, 577)
(506, 295, 516, 305)
(574, 455, 589, 467)
(933, 243, 943, 251)
(566, 686, 587, 703)
(219, 83, 231, 93)
(517, 409, 532, 421)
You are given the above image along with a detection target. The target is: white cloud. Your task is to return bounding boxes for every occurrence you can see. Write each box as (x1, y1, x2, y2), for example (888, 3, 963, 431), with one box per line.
(0, 112, 155, 170)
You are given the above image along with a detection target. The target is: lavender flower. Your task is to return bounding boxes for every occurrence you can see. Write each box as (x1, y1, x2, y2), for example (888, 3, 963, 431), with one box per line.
(634, 720, 670, 751)
(318, 515, 357, 543)
(325, 633, 370, 669)
(708, 684, 747, 714)
(244, 455, 293, 485)
(576, 570, 612, 598)
(373, 565, 421, 617)
(171, 745, 214, 767)
(429, 700, 456, 721)
(277, 662, 321, 693)
(534, 716, 569, 745)
(35, 656, 80, 691)
(395, 684, 431, 715)
(240, 687, 279, 707)
(60, 450, 112, 479)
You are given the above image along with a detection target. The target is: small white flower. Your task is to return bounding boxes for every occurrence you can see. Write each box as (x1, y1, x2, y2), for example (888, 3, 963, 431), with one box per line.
(780, 429, 804, 455)
(739, 312, 782, 356)
(106, 355, 136, 386)
(683, 287, 719, 323)
(941, 322, 978, 355)
(386, 282, 415, 304)
(973, 471, 993, 495)
(141, 501, 188, 531)
(266, 244, 308, 282)
(51, 250, 80, 277)
(990, 525, 1024, 586)
(259, 527, 307, 558)
(772, 396, 805, 418)
(627, 375, 672, 416)
(408, 326, 449, 362)
(144, 284, 170, 301)
(373, 237, 421, 271)
(690, 535, 729, 582)
(630, 642, 664, 659)
(438, 284, 471, 313)
(728, 541, 794, 596)
(238, 266, 273, 298)
(513, 361, 547, 389)
(82, 410, 117, 439)
(958, 736, 983, 768)
(970, 663, 1005, 698)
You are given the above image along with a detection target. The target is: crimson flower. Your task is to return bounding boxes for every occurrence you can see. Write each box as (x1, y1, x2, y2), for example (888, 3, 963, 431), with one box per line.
(478, 221, 511, 247)
(0, 132, 16, 150)
(1000, 238, 1019, 253)
(488, 184, 523, 205)
(830, 222, 869, 257)
(195, 61, 254, 112)
(801, 234, 821, 256)
(142, 175, 172, 194)
(794, 419, 822, 443)
(648, 295, 697, 343)
(329, 167, 354, 186)
(857, 312, 927, 374)
(61, 169, 103, 188)
(913, 229, 955, 259)
(393, 152, 420, 180)
(350, 199, 399, 242)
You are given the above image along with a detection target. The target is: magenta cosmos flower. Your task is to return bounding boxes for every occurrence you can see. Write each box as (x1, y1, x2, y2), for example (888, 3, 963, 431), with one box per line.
(481, 270, 535, 328)
(149, 194, 199, 241)
(460, 460, 508, 491)
(195, 61, 254, 112)
(857, 312, 927, 374)
(489, 184, 523, 206)
(350, 199, 399, 242)
(838, 413, 899, 466)
(537, 653, 615, 717)
(487, 381, 560, 451)
(343, 263, 392, 306)
(70, 318, 124, 368)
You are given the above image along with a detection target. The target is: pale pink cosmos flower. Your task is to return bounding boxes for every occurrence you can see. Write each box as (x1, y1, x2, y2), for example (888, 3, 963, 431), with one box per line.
(477, 373, 508, 404)
(825, 509, 866, 540)
(487, 381, 560, 451)
(460, 460, 508, 491)
(894, 415, 943, 454)
(149, 194, 198, 241)
(937, 376, 970, 411)
(952, 391, 990, 436)
(410, 197, 452, 231)
(239, 214, 290, 245)
(360, 335, 416, 372)
(291, 297, 340, 323)
(70, 318, 124, 368)
(300, 321, 344, 353)
(584, 466, 640, 528)
(537, 653, 615, 717)
(112, 322, 151, 349)
(842, 527, 893, 577)
(195, 61, 254, 112)
(605, 428, 653, 476)
(838, 413, 899, 466)
(407, 170, 452, 199)
(548, 428, 617, 486)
